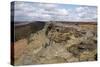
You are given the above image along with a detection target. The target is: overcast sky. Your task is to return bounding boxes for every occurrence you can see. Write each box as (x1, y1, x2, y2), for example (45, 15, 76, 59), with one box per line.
(12, 1, 97, 22)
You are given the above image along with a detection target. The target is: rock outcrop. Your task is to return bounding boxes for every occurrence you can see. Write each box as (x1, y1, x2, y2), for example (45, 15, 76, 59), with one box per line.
(14, 22, 97, 65)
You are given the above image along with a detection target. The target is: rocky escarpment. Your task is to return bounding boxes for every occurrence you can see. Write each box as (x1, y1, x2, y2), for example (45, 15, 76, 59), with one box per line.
(14, 22, 97, 65)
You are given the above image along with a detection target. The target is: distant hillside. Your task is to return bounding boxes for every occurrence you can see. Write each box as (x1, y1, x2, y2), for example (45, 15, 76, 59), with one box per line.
(14, 21, 45, 41)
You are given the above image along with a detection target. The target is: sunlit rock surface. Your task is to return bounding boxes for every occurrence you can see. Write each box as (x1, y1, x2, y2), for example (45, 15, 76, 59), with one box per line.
(13, 22, 97, 65)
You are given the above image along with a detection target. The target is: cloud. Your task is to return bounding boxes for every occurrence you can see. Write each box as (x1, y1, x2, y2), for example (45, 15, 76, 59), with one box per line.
(13, 1, 97, 22)
(14, 1, 70, 21)
(76, 7, 89, 12)
(38, 3, 58, 8)
(72, 6, 97, 21)
(55, 9, 69, 16)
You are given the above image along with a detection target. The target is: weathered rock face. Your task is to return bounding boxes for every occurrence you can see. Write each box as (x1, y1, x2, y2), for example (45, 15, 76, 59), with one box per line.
(14, 22, 97, 65)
